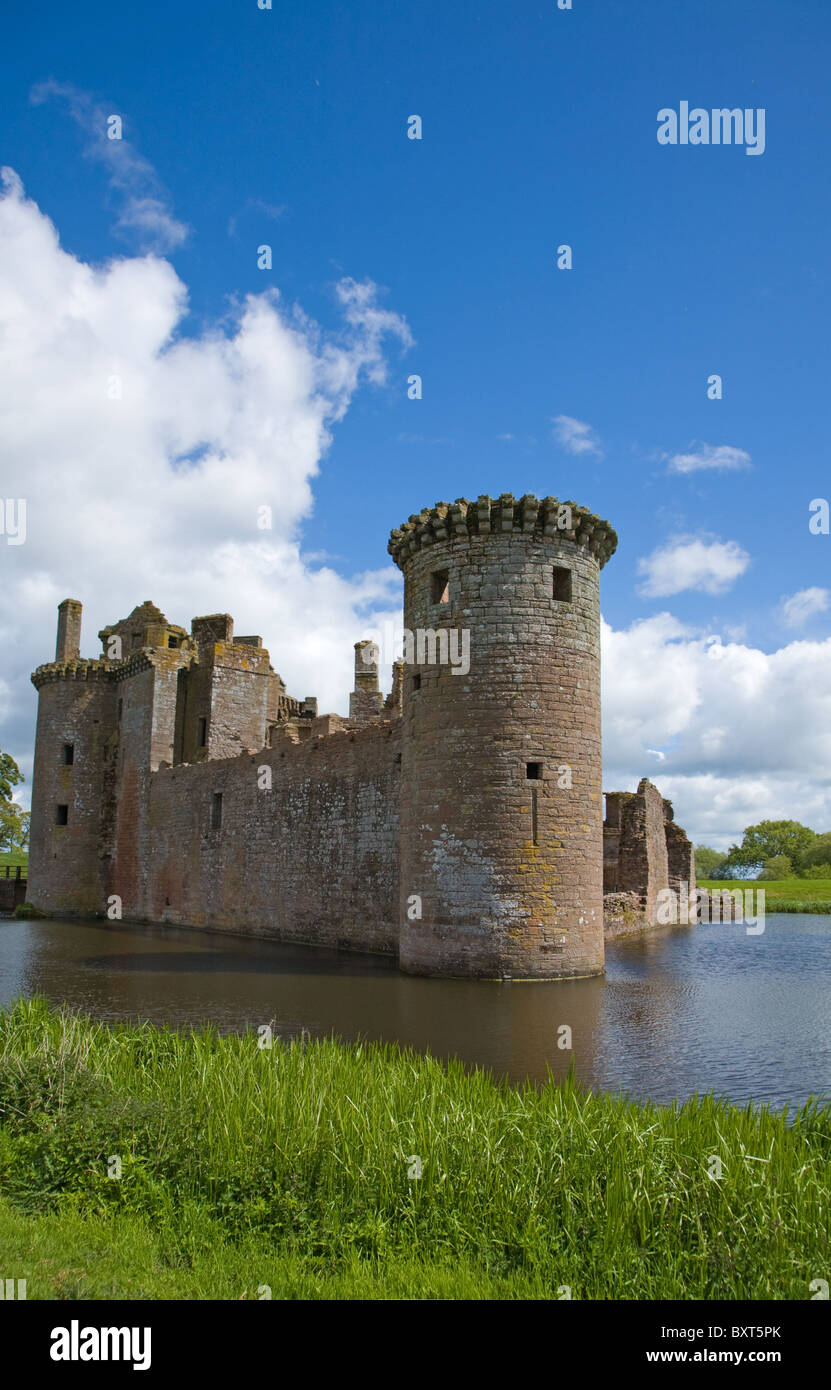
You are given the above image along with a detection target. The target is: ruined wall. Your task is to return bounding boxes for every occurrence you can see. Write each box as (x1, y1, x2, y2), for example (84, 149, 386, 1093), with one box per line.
(603, 780, 694, 931)
(114, 720, 401, 954)
(663, 799, 697, 891)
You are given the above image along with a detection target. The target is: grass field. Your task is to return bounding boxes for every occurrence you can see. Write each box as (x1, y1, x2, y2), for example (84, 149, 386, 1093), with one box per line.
(0, 998, 828, 1300)
(0, 850, 28, 871)
(699, 878, 831, 912)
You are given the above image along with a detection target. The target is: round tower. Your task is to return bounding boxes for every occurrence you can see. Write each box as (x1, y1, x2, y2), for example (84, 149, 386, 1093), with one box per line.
(389, 493, 616, 980)
(29, 600, 113, 916)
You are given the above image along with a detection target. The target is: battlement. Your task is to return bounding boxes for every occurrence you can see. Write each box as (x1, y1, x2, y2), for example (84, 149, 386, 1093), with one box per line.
(31, 657, 112, 690)
(388, 493, 617, 570)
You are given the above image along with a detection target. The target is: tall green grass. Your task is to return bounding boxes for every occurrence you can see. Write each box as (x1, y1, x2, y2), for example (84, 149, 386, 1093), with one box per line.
(0, 998, 828, 1300)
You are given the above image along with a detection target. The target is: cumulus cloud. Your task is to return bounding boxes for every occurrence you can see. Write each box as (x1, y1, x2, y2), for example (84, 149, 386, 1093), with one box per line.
(552, 414, 603, 457)
(602, 615, 831, 848)
(780, 587, 830, 629)
(637, 535, 750, 597)
(666, 442, 751, 474)
(30, 81, 189, 252)
(0, 169, 411, 789)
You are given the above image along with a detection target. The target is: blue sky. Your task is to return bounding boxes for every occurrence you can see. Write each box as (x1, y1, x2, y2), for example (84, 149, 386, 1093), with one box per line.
(2, 0, 831, 846)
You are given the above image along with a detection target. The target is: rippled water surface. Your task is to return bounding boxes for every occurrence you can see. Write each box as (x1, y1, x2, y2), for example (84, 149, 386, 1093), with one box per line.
(1, 913, 829, 1110)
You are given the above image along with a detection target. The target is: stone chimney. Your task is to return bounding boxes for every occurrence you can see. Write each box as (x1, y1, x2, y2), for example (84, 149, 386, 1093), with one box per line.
(56, 599, 82, 662)
(349, 639, 383, 722)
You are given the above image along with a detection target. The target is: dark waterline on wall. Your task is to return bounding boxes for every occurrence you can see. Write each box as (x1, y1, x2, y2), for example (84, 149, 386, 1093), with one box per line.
(1, 913, 829, 1111)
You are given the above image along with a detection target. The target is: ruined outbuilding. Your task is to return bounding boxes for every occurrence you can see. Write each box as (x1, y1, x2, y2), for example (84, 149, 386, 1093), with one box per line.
(602, 779, 696, 938)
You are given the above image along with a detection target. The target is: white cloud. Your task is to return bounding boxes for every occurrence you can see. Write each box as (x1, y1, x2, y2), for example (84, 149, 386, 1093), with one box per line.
(603, 615, 831, 848)
(637, 535, 750, 597)
(780, 587, 830, 628)
(30, 82, 189, 253)
(552, 414, 603, 457)
(0, 170, 411, 790)
(666, 442, 751, 474)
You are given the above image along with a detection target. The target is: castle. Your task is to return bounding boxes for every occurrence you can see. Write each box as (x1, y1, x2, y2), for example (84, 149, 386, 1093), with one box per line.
(27, 493, 694, 978)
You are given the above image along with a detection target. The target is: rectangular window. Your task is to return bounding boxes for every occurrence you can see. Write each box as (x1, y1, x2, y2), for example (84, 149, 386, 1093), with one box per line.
(168, 635, 178, 648)
(56, 804, 68, 826)
(62, 743, 74, 766)
(117, 698, 123, 721)
(412, 674, 421, 691)
(431, 570, 450, 604)
(198, 717, 207, 747)
(553, 566, 572, 602)
(526, 762, 542, 780)
(211, 792, 223, 830)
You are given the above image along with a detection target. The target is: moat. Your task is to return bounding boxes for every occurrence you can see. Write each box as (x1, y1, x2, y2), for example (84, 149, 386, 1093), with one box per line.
(2, 912, 829, 1112)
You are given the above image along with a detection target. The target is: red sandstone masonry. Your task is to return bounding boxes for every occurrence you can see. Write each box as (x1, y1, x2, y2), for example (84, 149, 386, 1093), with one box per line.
(136, 721, 400, 952)
(391, 494, 615, 979)
(26, 502, 696, 975)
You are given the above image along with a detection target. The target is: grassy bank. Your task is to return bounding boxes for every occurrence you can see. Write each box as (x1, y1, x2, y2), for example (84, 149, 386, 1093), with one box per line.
(0, 998, 828, 1300)
(700, 877, 831, 913)
(0, 851, 27, 871)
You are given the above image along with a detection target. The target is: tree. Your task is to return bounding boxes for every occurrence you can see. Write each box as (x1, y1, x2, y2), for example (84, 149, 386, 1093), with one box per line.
(0, 750, 23, 802)
(723, 820, 816, 875)
(694, 845, 728, 879)
(800, 832, 831, 872)
(801, 863, 831, 880)
(757, 855, 792, 881)
(0, 800, 28, 854)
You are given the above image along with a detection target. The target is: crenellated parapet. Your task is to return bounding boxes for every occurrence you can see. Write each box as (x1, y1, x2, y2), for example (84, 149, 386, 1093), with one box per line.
(31, 647, 191, 692)
(388, 493, 617, 571)
(31, 658, 112, 691)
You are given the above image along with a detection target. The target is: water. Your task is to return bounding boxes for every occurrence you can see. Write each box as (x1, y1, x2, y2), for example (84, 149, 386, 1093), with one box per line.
(1, 913, 829, 1111)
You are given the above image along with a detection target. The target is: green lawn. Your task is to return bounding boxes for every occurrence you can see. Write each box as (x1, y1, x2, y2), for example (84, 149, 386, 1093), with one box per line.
(0, 998, 828, 1300)
(700, 878, 831, 912)
(0, 851, 28, 871)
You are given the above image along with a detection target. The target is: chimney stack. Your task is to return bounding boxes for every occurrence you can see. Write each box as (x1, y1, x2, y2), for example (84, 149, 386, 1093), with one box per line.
(56, 599, 83, 662)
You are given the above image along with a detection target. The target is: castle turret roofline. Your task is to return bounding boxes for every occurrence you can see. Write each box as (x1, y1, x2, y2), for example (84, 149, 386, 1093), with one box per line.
(388, 493, 617, 571)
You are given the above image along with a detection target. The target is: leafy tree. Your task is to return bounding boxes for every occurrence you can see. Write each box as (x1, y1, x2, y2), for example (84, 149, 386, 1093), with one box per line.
(694, 846, 728, 879)
(724, 820, 816, 875)
(800, 832, 831, 872)
(0, 801, 28, 854)
(757, 855, 792, 881)
(0, 750, 23, 802)
(801, 863, 831, 880)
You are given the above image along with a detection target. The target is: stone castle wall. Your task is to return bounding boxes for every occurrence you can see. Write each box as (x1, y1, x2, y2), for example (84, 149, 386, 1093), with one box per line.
(124, 722, 400, 953)
(602, 779, 696, 935)
(26, 494, 696, 977)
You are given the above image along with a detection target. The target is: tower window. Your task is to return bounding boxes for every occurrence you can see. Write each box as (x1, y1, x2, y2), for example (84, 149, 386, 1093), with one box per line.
(62, 743, 74, 766)
(117, 699, 123, 721)
(198, 717, 207, 747)
(56, 804, 68, 826)
(211, 792, 223, 829)
(553, 566, 572, 602)
(431, 570, 450, 604)
(526, 762, 542, 780)
(412, 674, 421, 691)
(168, 635, 178, 649)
